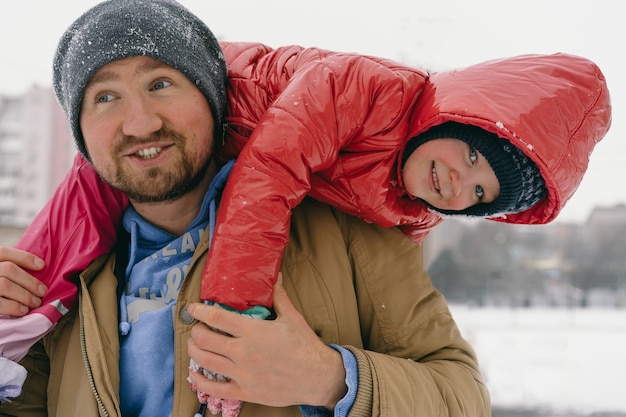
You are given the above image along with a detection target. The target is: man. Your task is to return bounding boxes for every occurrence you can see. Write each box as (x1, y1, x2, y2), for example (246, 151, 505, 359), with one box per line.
(0, 0, 490, 416)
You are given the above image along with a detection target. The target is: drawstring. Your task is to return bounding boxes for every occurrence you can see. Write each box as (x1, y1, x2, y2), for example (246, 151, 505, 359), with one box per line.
(194, 402, 207, 417)
(119, 221, 140, 336)
(119, 291, 131, 336)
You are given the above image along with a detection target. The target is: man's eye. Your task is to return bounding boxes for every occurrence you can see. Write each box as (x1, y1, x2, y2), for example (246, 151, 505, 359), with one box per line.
(96, 93, 115, 103)
(475, 184, 484, 200)
(469, 147, 478, 164)
(152, 80, 172, 90)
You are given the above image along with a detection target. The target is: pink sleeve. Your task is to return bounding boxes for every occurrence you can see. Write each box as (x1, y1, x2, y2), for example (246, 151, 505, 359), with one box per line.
(14, 153, 129, 323)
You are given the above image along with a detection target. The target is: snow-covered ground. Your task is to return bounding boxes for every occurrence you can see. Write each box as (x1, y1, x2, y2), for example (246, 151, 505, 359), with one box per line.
(450, 306, 626, 415)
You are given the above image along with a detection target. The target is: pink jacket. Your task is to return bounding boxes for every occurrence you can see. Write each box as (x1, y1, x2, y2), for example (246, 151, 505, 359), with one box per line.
(1, 155, 125, 363)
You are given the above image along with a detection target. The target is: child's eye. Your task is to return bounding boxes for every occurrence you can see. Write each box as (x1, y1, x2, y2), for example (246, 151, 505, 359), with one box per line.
(469, 147, 478, 164)
(475, 184, 484, 200)
(152, 80, 172, 90)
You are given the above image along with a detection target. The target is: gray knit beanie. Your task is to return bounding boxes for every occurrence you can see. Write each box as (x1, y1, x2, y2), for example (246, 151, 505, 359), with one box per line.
(402, 121, 547, 217)
(53, 0, 228, 160)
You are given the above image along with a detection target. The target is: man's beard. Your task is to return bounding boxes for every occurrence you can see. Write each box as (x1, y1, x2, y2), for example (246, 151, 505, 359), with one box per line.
(102, 129, 211, 203)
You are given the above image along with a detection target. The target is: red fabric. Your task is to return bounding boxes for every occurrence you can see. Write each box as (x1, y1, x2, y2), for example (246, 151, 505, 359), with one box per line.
(14, 154, 128, 320)
(202, 44, 611, 309)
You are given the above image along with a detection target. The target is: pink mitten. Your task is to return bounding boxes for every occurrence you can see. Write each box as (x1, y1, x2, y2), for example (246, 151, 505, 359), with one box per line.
(187, 304, 271, 417)
(188, 359, 242, 416)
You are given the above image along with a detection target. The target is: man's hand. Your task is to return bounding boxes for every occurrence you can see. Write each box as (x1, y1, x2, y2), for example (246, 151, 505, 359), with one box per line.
(187, 273, 348, 410)
(0, 247, 47, 316)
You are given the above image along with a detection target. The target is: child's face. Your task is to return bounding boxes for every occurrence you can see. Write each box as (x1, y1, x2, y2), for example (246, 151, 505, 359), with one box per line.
(402, 137, 500, 211)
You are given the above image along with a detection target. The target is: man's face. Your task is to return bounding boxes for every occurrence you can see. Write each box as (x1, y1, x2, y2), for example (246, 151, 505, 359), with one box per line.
(79, 56, 215, 203)
(402, 137, 500, 211)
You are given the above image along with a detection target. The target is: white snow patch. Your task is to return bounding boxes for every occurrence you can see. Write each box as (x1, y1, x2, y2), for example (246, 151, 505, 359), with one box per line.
(450, 305, 626, 414)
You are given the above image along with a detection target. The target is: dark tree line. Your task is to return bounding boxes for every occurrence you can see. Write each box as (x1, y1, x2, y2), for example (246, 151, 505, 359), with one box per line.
(426, 219, 626, 307)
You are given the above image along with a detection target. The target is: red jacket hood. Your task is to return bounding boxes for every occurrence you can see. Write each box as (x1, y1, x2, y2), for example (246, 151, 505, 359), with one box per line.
(410, 53, 612, 224)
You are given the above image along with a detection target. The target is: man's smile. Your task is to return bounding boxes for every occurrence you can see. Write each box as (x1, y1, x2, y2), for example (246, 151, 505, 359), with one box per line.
(136, 146, 163, 160)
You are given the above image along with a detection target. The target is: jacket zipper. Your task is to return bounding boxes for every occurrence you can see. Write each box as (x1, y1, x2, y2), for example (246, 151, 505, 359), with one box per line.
(79, 294, 110, 417)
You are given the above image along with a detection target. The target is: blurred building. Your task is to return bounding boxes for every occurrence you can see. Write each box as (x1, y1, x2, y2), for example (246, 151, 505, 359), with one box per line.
(586, 203, 626, 243)
(0, 86, 74, 227)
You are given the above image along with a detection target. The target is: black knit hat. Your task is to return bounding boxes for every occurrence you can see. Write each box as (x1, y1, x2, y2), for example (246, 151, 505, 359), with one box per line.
(402, 121, 547, 217)
(53, 0, 228, 160)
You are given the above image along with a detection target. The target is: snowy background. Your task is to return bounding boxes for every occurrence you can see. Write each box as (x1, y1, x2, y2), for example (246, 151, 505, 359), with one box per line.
(1, 1, 625, 415)
(451, 305, 626, 415)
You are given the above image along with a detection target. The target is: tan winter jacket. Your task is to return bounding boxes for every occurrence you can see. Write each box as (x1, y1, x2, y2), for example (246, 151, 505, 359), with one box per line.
(0, 199, 490, 417)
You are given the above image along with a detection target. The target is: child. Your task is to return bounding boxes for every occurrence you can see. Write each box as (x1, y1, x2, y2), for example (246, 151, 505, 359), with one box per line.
(0, 13, 611, 409)
(202, 44, 612, 313)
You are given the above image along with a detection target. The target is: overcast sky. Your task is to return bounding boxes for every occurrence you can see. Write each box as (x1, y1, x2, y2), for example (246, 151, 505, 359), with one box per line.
(1, 0, 624, 223)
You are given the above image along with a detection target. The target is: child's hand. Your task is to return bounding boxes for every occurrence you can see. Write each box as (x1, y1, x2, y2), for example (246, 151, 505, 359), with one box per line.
(0, 247, 47, 316)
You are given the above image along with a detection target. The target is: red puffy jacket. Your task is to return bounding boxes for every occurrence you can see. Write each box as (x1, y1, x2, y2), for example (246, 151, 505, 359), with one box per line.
(203, 43, 611, 309)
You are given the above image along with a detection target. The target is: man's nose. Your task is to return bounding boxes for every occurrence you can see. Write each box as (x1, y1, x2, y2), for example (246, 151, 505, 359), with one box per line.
(121, 96, 163, 138)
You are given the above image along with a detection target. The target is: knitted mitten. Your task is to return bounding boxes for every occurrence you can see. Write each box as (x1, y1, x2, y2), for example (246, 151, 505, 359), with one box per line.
(188, 304, 271, 417)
